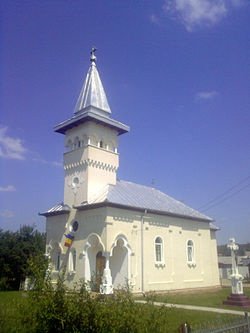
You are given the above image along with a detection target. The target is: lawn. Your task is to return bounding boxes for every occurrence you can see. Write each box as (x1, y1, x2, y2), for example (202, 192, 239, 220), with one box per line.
(0, 291, 31, 333)
(0, 290, 246, 333)
(137, 287, 250, 312)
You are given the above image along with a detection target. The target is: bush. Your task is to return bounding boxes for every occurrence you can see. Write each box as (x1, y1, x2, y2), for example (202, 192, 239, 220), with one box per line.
(22, 259, 171, 332)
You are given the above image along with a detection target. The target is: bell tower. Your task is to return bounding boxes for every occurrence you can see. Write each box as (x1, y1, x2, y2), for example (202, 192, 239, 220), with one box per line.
(54, 48, 129, 207)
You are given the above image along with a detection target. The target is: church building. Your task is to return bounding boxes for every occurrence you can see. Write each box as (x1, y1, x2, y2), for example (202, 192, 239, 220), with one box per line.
(40, 49, 220, 294)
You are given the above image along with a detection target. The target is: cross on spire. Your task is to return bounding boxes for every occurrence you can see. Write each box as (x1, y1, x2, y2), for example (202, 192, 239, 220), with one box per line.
(90, 46, 97, 63)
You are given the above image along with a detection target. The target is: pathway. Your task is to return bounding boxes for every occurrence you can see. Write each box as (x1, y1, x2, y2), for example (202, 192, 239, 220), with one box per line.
(136, 300, 249, 316)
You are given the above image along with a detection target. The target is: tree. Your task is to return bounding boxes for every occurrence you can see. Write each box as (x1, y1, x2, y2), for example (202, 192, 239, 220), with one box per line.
(0, 225, 46, 290)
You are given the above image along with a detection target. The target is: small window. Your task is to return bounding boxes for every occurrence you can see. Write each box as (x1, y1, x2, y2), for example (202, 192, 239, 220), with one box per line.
(56, 251, 60, 271)
(73, 249, 76, 271)
(187, 240, 194, 263)
(70, 221, 79, 232)
(100, 140, 103, 148)
(155, 237, 163, 263)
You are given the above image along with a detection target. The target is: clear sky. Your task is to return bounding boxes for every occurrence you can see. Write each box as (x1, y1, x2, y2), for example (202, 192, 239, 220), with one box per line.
(1, 0, 249, 245)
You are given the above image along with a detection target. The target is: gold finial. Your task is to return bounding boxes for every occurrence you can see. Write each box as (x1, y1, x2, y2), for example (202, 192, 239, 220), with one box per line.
(90, 46, 97, 63)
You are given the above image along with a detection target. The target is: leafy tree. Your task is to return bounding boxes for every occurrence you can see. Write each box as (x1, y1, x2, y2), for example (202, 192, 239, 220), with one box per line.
(217, 243, 250, 256)
(0, 225, 46, 290)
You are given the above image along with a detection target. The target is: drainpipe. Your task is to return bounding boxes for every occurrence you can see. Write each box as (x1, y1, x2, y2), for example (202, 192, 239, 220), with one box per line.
(141, 209, 147, 295)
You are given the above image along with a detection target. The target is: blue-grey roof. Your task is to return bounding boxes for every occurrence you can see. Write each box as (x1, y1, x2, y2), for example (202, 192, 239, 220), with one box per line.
(54, 108, 129, 135)
(78, 180, 213, 222)
(54, 56, 129, 136)
(74, 61, 111, 114)
(39, 203, 70, 217)
(209, 223, 220, 231)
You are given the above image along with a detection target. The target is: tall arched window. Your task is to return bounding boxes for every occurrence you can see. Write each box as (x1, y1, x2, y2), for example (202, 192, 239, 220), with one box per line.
(187, 240, 194, 263)
(56, 251, 61, 271)
(155, 237, 163, 263)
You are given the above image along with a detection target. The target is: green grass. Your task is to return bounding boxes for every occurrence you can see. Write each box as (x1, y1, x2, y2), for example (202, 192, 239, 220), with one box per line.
(0, 290, 246, 333)
(0, 291, 31, 333)
(137, 287, 250, 312)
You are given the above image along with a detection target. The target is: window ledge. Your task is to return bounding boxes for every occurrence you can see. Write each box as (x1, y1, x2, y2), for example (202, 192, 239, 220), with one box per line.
(187, 262, 196, 268)
(155, 262, 165, 268)
(68, 271, 76, 276)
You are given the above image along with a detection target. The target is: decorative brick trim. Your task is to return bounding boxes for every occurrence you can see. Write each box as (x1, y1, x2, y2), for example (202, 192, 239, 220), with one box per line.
(64, 158, 117, 172)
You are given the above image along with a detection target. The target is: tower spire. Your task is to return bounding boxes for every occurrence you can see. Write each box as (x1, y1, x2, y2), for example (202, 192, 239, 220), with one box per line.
(74, 47, 111, 114)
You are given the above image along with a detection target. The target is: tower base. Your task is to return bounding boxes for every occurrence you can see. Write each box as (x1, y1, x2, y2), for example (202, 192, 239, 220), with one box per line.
(223, 294, 250, 307)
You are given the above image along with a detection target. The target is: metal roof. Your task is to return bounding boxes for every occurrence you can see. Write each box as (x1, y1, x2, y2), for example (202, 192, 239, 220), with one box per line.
(210, 223, 220, 231)
(77, 180, 213, 222)
(54, 108, 129, 135)
(54, 52, 129, 136)
(39, 203, 70, 217)
(74, 59, 111, 114)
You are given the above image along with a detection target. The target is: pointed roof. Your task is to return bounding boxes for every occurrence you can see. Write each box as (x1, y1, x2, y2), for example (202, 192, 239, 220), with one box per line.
(74, 60, 111, 114)
(54, 48, 129, 136)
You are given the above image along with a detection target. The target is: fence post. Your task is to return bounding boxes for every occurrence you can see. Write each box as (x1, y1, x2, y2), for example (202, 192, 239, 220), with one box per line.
(245, 312, 250, 333)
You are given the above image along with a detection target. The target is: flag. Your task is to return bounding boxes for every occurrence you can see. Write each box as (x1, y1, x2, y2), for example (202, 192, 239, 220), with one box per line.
(64, 233, 74, 248)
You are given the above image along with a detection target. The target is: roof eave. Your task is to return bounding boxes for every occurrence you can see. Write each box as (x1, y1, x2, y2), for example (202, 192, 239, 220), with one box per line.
(74, 201, 213, 223)
(54, 110, 130, 136)
(39, 210, 70, 217)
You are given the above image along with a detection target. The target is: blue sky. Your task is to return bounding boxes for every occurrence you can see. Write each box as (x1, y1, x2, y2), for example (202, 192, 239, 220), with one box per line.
(1, 0, 249, 245)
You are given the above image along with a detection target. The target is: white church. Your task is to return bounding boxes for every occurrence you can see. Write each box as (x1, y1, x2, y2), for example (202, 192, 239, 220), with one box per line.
(41, 48, 220, 294)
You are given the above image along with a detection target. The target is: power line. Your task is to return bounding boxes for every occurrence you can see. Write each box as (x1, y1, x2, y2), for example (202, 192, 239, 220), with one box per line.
(200, 183, 250, 212)
(198, 175, 250, 210)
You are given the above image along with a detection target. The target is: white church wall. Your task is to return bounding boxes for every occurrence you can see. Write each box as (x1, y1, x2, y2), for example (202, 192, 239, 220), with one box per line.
(63, 122, 119, 206)
(46, 205, 219, 292)
(105, 207, 220, 293)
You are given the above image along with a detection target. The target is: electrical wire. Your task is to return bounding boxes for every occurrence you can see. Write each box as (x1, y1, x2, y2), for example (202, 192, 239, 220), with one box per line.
(198, 175, 250, 211)
(200, 183, 250, 212)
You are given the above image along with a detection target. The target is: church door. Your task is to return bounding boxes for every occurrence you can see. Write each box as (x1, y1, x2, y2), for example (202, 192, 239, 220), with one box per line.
(95, 251, 106, 292)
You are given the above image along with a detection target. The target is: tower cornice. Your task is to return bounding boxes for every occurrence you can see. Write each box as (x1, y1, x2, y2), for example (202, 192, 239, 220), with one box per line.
(54, 108, 129, 135)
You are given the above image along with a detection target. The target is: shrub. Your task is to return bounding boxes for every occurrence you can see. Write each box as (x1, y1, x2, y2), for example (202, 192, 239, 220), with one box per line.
(21, 258, 171, 332)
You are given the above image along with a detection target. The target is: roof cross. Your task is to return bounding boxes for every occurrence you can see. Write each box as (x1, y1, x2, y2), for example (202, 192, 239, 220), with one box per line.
(90, 46, 97, 63)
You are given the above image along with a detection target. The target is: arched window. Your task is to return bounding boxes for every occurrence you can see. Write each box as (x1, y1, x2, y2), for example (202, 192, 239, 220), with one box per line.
(187, 240, 194, 263)
(155, 237, 163, 263)
(66, 140, 72, 152)
(99, 139, 107, 149)
(90, 135, 98, 146)
(74, 137, 80, 149)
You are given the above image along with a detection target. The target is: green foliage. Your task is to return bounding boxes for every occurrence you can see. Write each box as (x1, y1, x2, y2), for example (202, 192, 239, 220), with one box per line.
(20, 259, 172, 332)
(0, 290, 243, 333)
(2, 261, 248, 332)
(217, 243, 250, 256)
(0, 225, 46, 290)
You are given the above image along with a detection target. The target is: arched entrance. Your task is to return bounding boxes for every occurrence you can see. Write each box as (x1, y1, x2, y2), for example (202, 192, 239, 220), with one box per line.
(95, 251, 106, 291)
(83, 234, 105, 290)
(110, 236, 132, 289)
